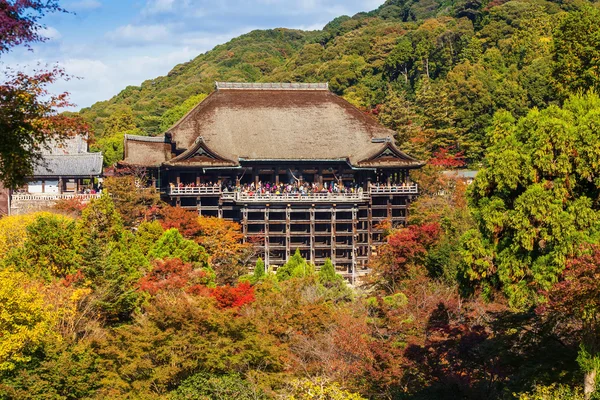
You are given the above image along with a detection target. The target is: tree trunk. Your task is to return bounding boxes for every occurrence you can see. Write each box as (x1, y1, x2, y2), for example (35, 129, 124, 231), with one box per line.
(584, 368, 597, 399)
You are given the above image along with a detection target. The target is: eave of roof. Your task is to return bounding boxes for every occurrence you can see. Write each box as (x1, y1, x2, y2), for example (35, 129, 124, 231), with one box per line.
(32, 152, 103, 177)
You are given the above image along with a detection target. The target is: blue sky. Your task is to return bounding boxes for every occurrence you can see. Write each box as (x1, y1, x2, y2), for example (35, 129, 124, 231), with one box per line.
(2, 0, 385, 110)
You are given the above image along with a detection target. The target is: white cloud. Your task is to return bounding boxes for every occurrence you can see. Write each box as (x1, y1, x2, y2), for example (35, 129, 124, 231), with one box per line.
(40, 27, 62, 41)
(105, 24, 173, 45)
(143, 0, 176, 15)
(3, 0, 388, 110)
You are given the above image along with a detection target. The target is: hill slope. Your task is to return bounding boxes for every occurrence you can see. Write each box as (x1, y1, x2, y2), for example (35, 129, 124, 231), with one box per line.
(80, 0, 593, 165)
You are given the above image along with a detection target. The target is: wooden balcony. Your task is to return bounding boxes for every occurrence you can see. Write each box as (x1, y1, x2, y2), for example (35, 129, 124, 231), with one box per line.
(369, 184, 418, 194)
(169, 186, 221, 196)
(11, 193, 103, 202)
(169, 184, 419, 200)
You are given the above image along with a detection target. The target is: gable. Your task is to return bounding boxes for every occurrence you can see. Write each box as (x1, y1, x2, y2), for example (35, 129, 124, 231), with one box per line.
(165, 137, 236, 166)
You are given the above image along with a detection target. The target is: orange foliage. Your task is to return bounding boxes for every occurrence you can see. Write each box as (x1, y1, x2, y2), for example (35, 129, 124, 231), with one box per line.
(158, 206, 201, 238)
(138, 258, 210, 295)
(53, 197, 86, 216)
(210, 282, 255, 309)
(196, 217, 254, 284)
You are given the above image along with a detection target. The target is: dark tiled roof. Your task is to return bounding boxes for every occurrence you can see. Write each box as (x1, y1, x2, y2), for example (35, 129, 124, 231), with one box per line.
(33, 153, 103, 177)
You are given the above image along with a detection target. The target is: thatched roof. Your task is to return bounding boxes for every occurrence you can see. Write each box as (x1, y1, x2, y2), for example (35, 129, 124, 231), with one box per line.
(123, 83, 423, 168)
(123, 135, 173, 167)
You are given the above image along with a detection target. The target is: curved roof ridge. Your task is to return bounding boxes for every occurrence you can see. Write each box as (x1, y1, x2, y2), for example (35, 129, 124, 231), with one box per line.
(216, 82, 328, 91)
(124, 134, 168, 143)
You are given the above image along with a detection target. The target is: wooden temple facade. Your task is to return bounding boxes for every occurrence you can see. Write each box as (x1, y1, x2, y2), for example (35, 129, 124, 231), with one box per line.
(122, 82, 424, 275)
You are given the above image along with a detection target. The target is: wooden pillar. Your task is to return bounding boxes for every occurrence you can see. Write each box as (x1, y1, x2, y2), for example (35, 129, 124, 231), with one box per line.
(285, 204, 291, 260)
(176, 172, 181, 185)
(58, 177, 63, 194)
(197, 197, 201, 216)
(264, 205, 270, 268)
(242, 206, 248, 243)
(275, 167, 280, 185)
(352, 205, 358, 284)
(368, 197, 373, 260)
(196, 174, 201, 186)
(331, 205, 336, 267)
(310, 205, 315, 264)
(387, 195, 393, 220)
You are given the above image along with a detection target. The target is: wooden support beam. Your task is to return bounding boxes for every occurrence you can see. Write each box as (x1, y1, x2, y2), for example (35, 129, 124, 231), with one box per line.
(352, 205, 358, 284)
(331, 205, 336, 267)
(285, 204, 291, 260)
(310, 205, 315, 263)
(242, 206, 248, 244)
(265, 205, 270, 267)
(368, 197, 373, 260)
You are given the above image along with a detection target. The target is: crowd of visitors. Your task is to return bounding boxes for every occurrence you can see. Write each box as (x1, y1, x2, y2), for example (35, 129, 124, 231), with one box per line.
(169, 180, 413, 195)
(170, 180, 365, 196)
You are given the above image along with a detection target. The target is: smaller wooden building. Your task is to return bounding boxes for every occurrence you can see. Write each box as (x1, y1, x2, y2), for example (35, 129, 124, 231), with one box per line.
(6, 134, 103, 215)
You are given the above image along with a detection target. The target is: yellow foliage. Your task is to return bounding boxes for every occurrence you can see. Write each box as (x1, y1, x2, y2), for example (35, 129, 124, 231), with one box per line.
(287, 378, 366, 400)
(0, 269, 57, 371)
(0, 212, 55, 258)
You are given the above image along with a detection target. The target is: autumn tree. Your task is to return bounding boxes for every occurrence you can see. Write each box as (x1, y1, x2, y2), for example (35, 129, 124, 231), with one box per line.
(462, 93, 600, 309)
(371, 223, 441, 293)
(159, 205, 201, 238)
(0, 269, 56, 372)
(0, 0, 88, 189)
(103, 175, 162, 228)
(196, 216, 254, 285)
(539, 247, 600, 398)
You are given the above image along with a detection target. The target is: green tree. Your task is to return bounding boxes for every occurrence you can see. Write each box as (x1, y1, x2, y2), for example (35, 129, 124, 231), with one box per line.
(171, 372, 269, 400)
(415, 77, 461, 155)
(96, 232, 150, 322)
(76, 193, 124, 282)
(135, 220, 164, 256)
(148, 228, 209, 268)
(461, 92, 600, 309)
(378, 87, 422, 151)
(251, 258, 266, 284)
(159, 93, 208, 132)
(319, 258, 342, 286)
(276, 249, 314, 281)
(553, 7, 600, 97)
(3, 213, 80, 280)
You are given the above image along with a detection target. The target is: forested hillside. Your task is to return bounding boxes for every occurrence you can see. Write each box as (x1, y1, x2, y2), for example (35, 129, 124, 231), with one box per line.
(80, 0, 597, 166)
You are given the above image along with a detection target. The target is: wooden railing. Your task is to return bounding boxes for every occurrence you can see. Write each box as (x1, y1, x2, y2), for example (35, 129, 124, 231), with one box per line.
(234, 192, 369, 203)
(169, 186, 222, 195)
(169, 184, 419, 199)
(11, 193, 103, 202)
(369, 184, 418, 194)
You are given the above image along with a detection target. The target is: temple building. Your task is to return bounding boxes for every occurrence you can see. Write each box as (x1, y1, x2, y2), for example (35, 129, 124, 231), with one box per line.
(6, 134, 103, 215)
(121, 82, 424, 276)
